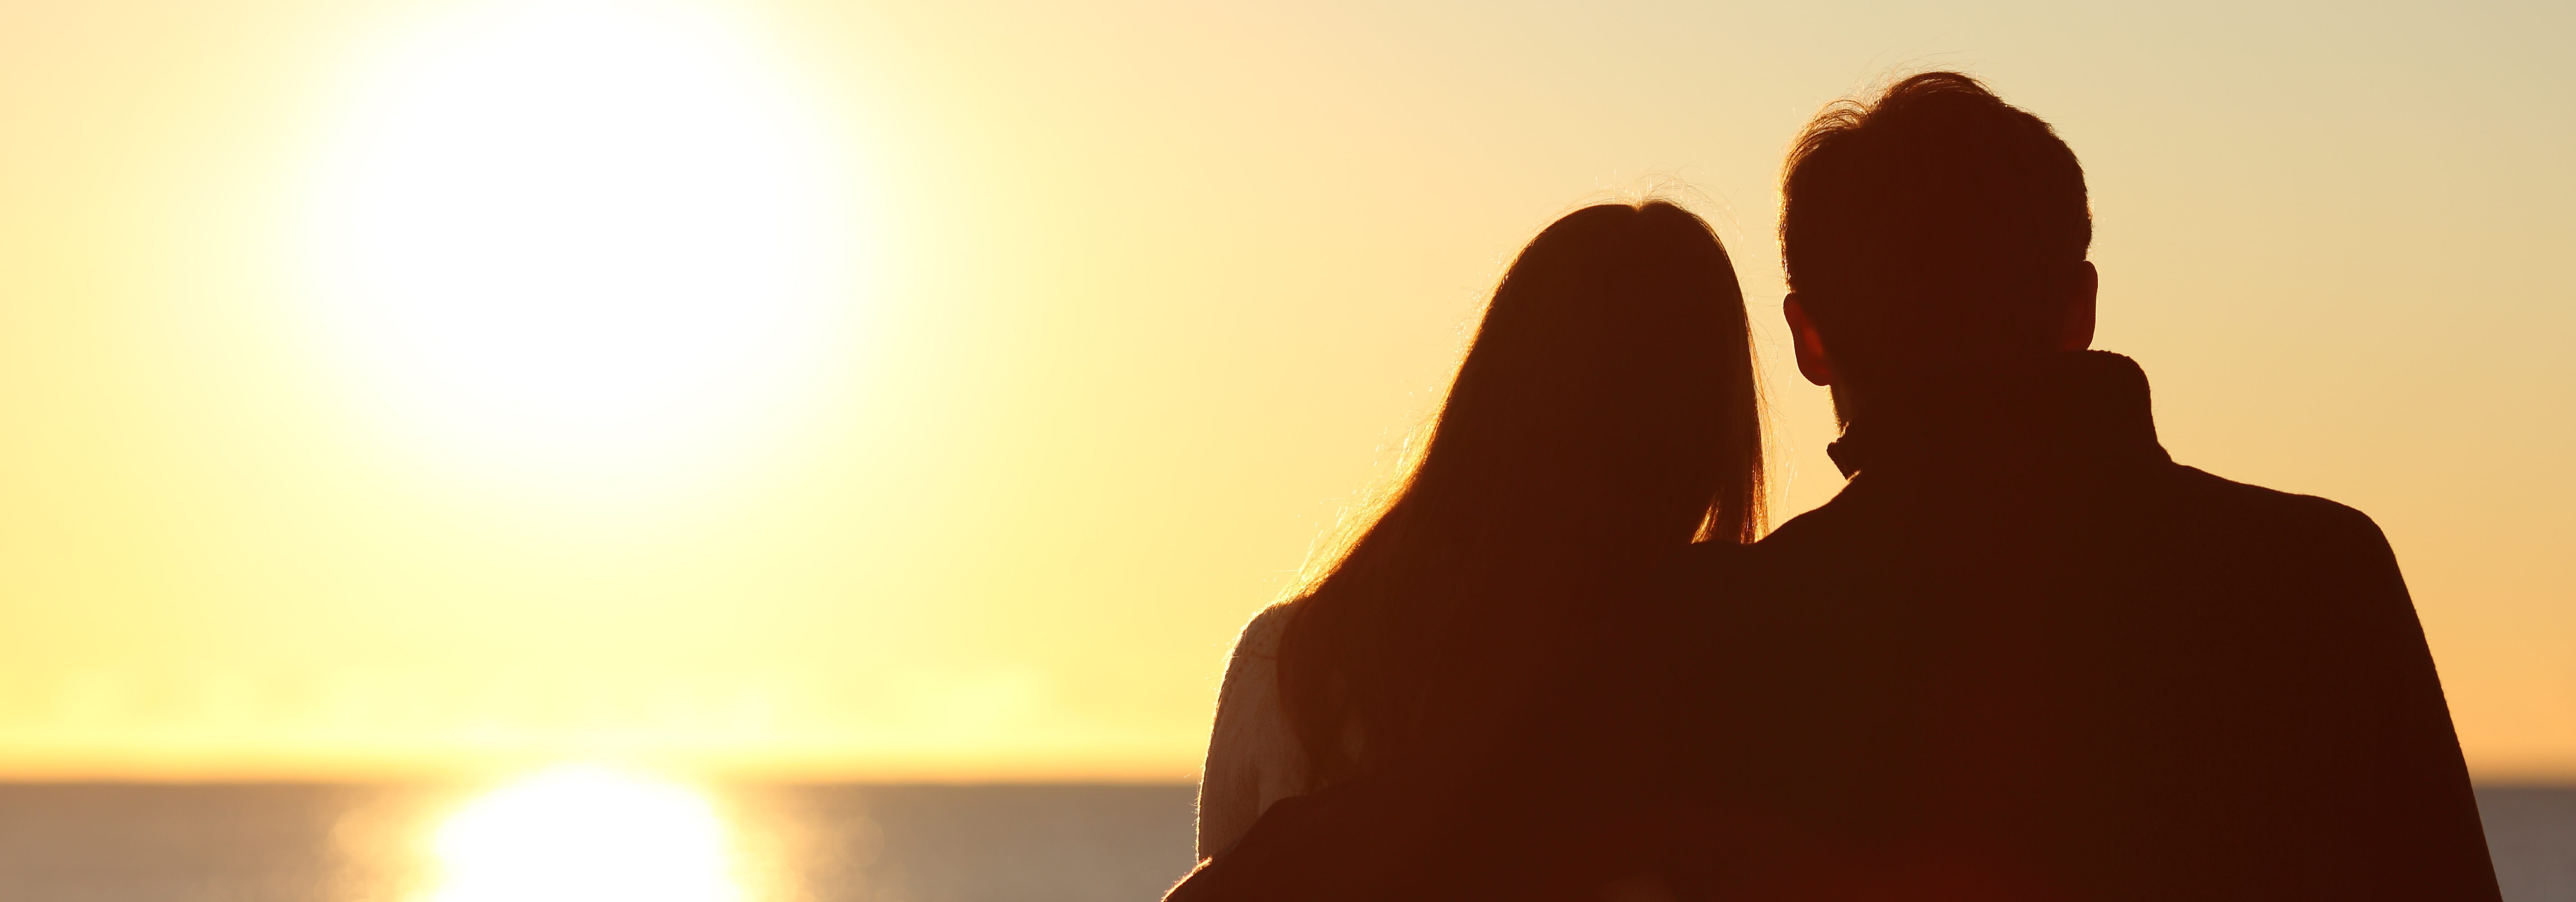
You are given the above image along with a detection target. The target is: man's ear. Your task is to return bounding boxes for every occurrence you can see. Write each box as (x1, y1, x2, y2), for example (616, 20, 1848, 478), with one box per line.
(2056, 261, 2098, 352)
(1784, 294, 1835, 386)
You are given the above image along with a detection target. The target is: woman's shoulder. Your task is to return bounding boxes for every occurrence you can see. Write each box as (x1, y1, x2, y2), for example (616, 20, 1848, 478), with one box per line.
(1213, 601, 1301, 715)
(1200, 600, 1316, 857)
(1231, 600, 1301, 661)
(1213, 600, 1314, 782)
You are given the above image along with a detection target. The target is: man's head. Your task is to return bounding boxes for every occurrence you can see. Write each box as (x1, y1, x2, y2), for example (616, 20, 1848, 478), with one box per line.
(1779, 72, 2095, 410)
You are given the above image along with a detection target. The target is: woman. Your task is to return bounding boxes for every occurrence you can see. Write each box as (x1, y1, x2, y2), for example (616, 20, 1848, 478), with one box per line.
(1195, 200, 1767, 860)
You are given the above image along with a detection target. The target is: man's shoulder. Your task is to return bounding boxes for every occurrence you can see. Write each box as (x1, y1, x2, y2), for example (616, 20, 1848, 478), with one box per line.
(1665, 538, 1756, 575)
(1647, 536, 1838, 651)
(2162, 463, 2392, 550)
(1654, 540, 1768, 609)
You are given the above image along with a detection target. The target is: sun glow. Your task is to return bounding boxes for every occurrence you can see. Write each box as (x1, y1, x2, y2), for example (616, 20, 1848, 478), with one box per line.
(305, 0, 865, 494)
(423, 765, 745, 902)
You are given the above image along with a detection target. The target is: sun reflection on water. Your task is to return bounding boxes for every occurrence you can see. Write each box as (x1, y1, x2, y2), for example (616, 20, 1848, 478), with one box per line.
(419, 765, 748, 902)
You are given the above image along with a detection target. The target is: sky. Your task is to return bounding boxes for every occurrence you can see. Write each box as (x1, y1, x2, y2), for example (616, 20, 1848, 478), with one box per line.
(0, 0, 2568, 782)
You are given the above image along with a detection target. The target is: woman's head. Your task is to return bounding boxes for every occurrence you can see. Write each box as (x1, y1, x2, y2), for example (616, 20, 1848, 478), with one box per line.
(1420, 200, 1763, 546)
(1278, 200, 1764, 784)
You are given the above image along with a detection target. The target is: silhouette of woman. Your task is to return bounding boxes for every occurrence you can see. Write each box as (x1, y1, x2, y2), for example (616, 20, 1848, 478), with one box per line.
(1196, 200, 1767, 859)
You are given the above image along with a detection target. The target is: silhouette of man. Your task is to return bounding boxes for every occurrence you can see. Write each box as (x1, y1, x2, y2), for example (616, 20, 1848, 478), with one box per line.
(1636, 70, 2500, 900)
(1165, 73, 2499, 901)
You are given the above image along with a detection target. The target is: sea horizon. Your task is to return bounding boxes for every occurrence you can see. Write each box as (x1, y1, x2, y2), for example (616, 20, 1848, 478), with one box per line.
(2, 781, 2569, 902)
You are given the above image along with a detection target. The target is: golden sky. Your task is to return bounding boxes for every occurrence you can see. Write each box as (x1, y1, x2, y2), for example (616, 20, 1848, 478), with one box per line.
(1, 0, 2569, 781)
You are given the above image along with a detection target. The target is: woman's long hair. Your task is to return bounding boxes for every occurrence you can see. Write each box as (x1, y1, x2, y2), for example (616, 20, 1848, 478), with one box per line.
(1275, 200, 1766, 786)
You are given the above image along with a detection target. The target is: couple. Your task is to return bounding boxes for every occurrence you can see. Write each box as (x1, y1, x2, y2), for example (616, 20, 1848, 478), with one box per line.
(1179, 74, 2502, 900)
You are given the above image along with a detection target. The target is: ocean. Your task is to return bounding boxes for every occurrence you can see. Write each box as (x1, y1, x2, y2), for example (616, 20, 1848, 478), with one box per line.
(0, 783, 2568, 901)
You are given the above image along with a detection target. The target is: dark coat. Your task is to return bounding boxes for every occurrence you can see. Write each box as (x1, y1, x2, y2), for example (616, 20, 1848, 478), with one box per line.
(1169, 352, 2498, 901)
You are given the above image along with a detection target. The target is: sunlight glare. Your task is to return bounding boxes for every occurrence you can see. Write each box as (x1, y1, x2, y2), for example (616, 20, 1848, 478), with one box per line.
(424, 765, 745, 902)
(307, 0, 865, 495)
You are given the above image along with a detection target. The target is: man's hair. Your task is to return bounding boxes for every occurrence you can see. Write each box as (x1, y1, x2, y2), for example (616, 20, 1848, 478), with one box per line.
(1781, 72, 2090, 373)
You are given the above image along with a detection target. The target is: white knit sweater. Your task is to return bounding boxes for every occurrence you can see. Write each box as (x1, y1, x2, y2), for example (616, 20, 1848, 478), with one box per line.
(1194, 602, 1316, 860)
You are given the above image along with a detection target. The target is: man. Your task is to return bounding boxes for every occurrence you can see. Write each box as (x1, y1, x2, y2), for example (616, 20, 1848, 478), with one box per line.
(1648, 71, 2497, 899)
(1167, 73, 2498, 900)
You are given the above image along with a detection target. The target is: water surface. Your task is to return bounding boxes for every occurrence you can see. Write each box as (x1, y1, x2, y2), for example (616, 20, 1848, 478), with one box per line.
(0, 783, 2567, 901)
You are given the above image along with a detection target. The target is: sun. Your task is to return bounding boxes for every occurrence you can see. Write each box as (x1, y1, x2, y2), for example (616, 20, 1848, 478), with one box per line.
(422, 764, 745, 902)
(304, 0, 865, 495)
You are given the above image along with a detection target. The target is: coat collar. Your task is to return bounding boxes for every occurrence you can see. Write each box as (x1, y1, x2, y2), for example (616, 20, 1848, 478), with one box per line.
(1824, 351, 2171, 480)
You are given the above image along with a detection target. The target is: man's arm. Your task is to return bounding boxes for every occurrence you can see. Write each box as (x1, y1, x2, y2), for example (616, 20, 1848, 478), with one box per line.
(2341, 512, 2500, 899)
